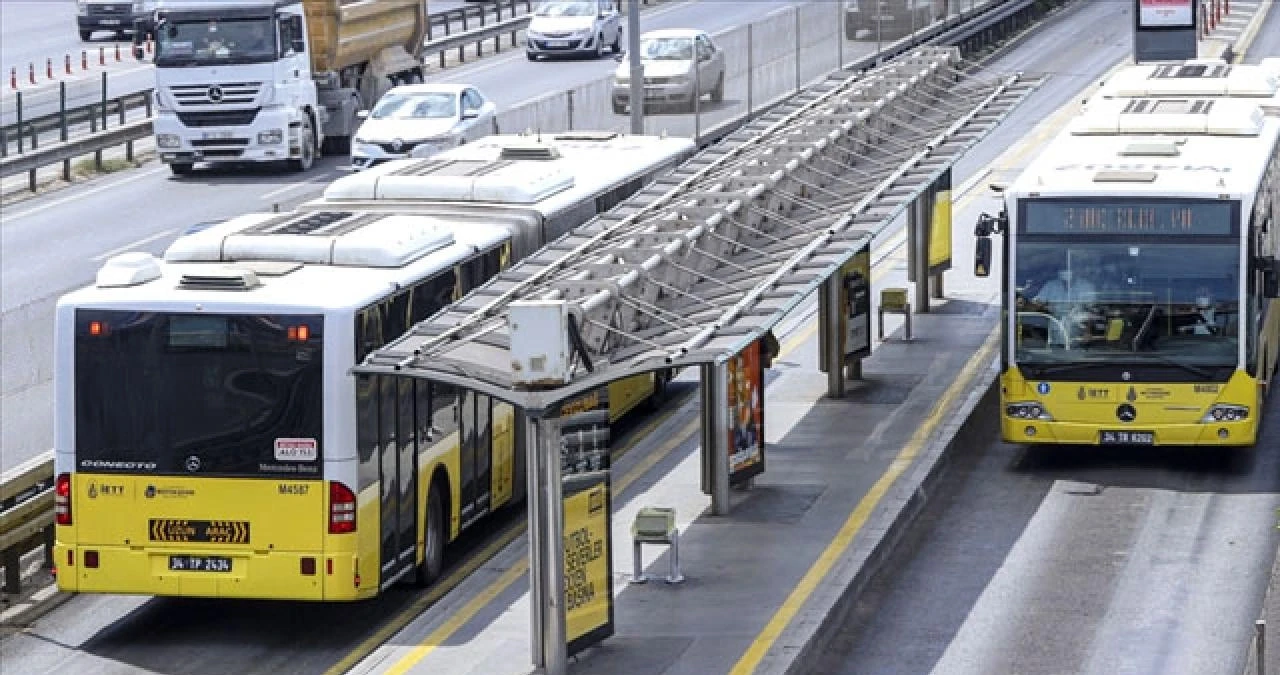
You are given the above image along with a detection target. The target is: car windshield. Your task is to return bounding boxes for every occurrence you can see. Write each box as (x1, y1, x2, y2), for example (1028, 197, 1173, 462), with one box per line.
(534, 1, 596, 17)
(155, 17, 276, 66)
(371, 92, 458, 120)
(640, 36, 694, 60)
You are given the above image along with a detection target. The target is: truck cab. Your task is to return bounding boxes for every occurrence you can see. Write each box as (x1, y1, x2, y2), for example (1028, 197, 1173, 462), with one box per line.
(78, 0, 157, 42)
(142, 0, 425, 176)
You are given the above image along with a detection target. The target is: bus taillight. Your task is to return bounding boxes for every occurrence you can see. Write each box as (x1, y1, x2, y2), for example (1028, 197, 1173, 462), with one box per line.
(329, 481, 357, 534)
(55, 473, 72, 525)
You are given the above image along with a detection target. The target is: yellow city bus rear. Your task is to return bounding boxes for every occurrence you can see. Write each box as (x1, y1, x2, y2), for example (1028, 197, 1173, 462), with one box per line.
(54, 309, 373, 600)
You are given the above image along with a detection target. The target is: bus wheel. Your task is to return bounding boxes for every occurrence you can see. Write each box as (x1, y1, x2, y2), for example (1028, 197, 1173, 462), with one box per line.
(414, 484, 446, 587)
(646, 370, 670, 410)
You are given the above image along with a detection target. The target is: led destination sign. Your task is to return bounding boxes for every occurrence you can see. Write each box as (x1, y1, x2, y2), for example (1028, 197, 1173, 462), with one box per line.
(1022, 200, 1234, 236)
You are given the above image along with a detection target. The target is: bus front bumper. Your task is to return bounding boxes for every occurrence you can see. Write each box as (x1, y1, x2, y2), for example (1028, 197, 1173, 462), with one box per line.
(1002, 418, 1257, 446)
(54, 544, 372, 601)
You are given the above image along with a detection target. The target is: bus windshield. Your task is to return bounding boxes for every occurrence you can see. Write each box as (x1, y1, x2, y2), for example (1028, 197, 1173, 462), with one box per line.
(1013, 238, 1240, 374)
(74, 310, 323, 478)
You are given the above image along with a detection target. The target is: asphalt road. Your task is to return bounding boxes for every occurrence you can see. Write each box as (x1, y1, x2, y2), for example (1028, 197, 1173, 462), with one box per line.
(0, 0, 863, 473)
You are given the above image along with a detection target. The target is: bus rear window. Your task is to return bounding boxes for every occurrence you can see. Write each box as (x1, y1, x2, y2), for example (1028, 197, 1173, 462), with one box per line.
(74, 310, 324, 478)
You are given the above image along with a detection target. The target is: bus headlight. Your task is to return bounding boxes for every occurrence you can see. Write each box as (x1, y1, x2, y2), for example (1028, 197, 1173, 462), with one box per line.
(1201, 404, 1249, 423)
(1005, 402, 1053, 420)
(257, 129, 283, 145)
(156, 133, 181, 148)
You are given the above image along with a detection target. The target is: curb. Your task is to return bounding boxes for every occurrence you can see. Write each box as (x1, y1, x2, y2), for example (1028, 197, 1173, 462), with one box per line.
(0, 581, 71, 637)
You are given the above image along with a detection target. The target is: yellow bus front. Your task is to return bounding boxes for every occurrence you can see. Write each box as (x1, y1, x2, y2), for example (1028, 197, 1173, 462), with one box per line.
(56, 309, 372, 601)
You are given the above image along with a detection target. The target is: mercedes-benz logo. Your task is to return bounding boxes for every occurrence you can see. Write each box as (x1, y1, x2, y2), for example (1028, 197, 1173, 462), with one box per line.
(207, 86, 224, 103)
(391, 138, 404, 152)
(184, 455, 202, 472)
(1116, 404, 1137, 423)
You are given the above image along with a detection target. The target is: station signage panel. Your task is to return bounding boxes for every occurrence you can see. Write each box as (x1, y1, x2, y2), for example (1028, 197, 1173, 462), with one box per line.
(558, 390, 615, 656)
(1133, 0, 1197, 62)
(727, 340, 766, 485)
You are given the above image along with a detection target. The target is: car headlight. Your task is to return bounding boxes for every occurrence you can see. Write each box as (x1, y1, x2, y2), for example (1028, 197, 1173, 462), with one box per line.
(1005, 401, 1053, 421)
(1201, 404, 1249, 423)
(526, 30, 543, 40)
(409, 142, 444, 159)
(77, 0, 88, 15)
(133, 1, 147, 13)
(257, 129, 283, 145)
(156, 133, 181, 148)
(615, 76, 629, 85)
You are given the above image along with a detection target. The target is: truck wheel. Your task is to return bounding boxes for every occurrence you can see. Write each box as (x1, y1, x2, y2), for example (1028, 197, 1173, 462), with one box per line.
(169, 162, 194, 176)
(611, 29, 622, 54)
(287, 115, 316, 172)
(612, 100, 626, 115)
(79, 30, 93, 41)
(413, 484, 446, 587)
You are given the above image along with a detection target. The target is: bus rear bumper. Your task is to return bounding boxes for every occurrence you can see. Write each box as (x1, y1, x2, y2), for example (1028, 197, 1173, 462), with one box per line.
(53, 544, 372, 601)
(1002, 419, 1258, 446)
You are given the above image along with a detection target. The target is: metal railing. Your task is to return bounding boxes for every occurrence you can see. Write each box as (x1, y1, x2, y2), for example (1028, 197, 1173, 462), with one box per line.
(0, 454, 55, 597)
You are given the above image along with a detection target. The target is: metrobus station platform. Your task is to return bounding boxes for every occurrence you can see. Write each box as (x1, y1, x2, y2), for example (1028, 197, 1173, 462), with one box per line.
(343, 20, 1269, 675)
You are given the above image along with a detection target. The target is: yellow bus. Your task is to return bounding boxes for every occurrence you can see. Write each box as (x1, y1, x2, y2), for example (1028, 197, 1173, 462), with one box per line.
(973, 92, 1280, 447)
(54, 133, 694, 600)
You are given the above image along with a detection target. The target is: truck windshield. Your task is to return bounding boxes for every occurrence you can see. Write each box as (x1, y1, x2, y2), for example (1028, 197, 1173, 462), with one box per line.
(156, 16, 277, 66)
(74, 310, 323, 478)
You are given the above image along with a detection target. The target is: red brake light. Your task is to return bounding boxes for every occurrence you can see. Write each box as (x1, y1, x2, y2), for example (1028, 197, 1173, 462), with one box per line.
(328, 481, 356, 534)
(55, 473, 72, 526)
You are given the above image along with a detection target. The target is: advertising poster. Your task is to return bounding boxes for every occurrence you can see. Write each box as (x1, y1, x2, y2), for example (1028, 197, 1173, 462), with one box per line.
(841, 248, 872, 361)
(558, 389, 614, 656)
(929, 170, 953, 273)
(1139, 0, 1193, 26)
(726, 340, 765, 485)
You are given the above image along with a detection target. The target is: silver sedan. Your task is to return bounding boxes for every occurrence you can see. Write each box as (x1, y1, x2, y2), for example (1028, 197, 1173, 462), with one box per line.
(611, 29, 726, 114)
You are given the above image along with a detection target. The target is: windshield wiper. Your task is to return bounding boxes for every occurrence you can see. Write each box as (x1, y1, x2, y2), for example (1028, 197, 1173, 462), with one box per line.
(1133, 353, 1216, 380)
(1022, 362, 1105, 377)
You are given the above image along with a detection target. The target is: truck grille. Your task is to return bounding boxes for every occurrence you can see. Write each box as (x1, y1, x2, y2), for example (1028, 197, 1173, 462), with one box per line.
(176, 109, 260, 127)
(169, 82, 263, 107)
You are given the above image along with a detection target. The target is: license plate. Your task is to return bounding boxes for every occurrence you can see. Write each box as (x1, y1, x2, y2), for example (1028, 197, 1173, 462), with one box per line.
(1100, 430, 1154, 445)
(101, 18, 121, 25)
(169, 555, 233, 572)
(548, 40, 569, 47)
(202, 131, 233, 140)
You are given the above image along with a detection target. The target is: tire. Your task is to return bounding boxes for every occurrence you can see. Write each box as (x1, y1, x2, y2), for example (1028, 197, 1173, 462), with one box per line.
(169, 162, 194, 176)
(612, 100, 626, 115)
(711, 73, 724, 104)
(646, 369, 672, 411)
(413, 484, 446, 587)
(287, 114, 316, 172)
(595, 34, 606, 59)
(79, 30, 93, 41)
(526, 52, 538, 61)
(611, 29, 622, 54)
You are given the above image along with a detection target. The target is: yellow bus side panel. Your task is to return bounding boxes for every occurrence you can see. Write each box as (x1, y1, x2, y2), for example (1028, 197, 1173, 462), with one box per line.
(608, 373, 655, 423)
(1000, 368, 1261, 446)
(491, 402, 516, 510)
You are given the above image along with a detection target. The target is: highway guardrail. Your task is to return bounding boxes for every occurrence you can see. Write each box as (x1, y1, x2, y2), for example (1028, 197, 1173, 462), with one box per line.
(0, 118, 151, 190)
(0, 453, 54, 596)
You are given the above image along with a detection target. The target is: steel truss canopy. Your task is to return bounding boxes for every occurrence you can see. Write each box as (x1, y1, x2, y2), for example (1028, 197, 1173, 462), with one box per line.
(356, 46, 1043, 412)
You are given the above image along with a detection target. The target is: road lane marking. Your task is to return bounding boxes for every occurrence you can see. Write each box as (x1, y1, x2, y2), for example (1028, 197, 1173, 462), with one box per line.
(728, 325, 1000, 675)
(90, 228, 176, 261)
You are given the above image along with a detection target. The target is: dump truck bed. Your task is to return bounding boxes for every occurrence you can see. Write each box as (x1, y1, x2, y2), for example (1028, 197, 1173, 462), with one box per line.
(304, 0, 426, 74)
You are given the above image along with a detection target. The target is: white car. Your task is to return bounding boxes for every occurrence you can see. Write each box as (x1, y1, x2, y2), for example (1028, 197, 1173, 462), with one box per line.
(526, 0, 623, 61)
(350, 84, 497, 170)
(612, 29, 725, 114)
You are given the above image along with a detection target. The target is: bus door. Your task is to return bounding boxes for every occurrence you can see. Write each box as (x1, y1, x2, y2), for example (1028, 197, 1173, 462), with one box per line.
(458, 391, 494, 528)
(378, 377, 418, 587)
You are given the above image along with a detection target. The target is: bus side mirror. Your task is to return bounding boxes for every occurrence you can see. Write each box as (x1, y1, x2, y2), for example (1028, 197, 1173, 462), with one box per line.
(1263, 259, 1280, 298)
(974, 236, 992, 278)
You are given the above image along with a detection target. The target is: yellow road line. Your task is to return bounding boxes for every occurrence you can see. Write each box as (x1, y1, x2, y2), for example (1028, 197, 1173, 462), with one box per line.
(1231, 0, 1271, 63)
(728, 326, 1001, 675)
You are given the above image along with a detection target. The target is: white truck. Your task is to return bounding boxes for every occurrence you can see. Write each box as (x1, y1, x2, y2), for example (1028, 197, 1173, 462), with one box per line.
(137, 0, 427, 175)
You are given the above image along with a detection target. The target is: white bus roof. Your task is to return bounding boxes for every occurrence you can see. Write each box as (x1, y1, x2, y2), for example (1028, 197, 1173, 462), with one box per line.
(1009, 98, 1280, 200)
(1095, 59, 1280, 99)
(315, 132, 695, 215)
(62, 213, 509, 313)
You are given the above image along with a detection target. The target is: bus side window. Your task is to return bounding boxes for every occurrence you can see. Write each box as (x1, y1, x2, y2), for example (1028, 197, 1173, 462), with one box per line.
(356, 375, 380, 491)
(384, 291, 410, 342)
(430, 382, 459, 444)
(355, 304, 385, 362)
(409, 270, 457, 325)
